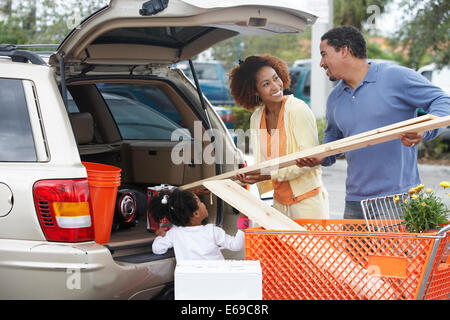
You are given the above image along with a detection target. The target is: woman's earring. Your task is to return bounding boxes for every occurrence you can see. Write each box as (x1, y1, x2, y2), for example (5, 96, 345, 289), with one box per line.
(255, 95, 261, 105)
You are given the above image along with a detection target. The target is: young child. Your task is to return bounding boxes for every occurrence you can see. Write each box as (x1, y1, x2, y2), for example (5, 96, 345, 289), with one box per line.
(150, 188, 249, 261)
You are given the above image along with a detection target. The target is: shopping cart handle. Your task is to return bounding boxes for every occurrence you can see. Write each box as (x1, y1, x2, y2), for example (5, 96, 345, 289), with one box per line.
(437, 224, 450, 237)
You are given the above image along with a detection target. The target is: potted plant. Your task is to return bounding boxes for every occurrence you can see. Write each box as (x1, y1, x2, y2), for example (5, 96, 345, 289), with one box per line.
(394, 182, 449, 233)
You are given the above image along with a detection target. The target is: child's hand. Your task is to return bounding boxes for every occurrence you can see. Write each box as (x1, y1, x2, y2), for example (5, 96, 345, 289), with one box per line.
(237, 212, 250, 230)
(155, 229, 166, 237)
(239, 212, 248, 219)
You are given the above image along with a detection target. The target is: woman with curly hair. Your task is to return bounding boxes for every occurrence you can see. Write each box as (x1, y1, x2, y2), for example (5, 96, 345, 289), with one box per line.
(229, 55, 329, 219)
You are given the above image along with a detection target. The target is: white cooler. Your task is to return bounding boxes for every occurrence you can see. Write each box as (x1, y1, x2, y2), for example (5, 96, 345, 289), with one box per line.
(174, 260, 262, 300)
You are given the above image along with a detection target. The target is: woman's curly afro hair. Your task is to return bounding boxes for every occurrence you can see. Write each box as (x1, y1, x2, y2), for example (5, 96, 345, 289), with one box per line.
(228, 55, 290, 110)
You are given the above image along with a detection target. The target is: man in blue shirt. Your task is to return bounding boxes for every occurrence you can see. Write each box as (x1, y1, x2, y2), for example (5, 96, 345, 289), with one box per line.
(296, 26, 449, 219)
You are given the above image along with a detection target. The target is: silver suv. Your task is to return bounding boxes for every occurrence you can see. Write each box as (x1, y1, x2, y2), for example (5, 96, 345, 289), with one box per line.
(0, 0, 315, 299)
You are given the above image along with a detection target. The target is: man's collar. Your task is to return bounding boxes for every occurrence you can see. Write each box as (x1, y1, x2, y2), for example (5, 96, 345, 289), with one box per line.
(364, 61, 378, 83)
(336, 61, 378, 93)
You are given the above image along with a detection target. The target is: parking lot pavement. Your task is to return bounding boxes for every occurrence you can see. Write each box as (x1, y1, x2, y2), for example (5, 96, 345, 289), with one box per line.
(245, 154, 450, 220)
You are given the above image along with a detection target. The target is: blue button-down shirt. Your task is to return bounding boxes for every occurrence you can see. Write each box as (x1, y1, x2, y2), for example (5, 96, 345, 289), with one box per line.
(322, 62, 450, 201)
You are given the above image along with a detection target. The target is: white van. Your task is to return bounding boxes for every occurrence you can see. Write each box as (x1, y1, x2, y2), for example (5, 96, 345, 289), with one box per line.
(418, 63, 450, 142)
(418, 63, 450, 94)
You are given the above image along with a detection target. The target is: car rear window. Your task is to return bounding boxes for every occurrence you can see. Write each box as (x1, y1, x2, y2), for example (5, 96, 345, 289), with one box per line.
(96, 83, 190, 140)
(0, 78, 37, 161)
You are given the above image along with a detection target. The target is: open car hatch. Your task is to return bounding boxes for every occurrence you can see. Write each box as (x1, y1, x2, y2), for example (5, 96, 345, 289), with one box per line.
(50, 0, 317, 68)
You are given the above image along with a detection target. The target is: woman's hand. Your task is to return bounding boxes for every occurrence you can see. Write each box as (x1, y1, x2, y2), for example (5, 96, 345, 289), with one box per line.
(235, 173, 271, 184)
(295, 157, 324, 168)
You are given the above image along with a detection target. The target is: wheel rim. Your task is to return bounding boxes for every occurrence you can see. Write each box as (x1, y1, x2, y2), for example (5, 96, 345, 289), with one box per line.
(119, 193, 136, 223)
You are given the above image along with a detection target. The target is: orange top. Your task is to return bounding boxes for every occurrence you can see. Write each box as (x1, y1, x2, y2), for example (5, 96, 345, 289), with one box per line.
(260, 97, 319, 205)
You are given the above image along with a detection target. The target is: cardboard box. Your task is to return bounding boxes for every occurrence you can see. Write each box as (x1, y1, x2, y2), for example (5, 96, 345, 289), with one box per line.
(175, 260, 262, 300)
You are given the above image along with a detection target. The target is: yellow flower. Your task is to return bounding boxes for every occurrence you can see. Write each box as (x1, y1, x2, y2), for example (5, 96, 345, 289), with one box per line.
(408, 188, 416, 194)
(421, 202, 426, 207)
(404, 199, 408, 204)
(415, 184, 425, 192)
(412, 194, 419, 200)
(440, 181, 450, 188)
(426, 188, 432, 194)
(394, 195, 400, 203)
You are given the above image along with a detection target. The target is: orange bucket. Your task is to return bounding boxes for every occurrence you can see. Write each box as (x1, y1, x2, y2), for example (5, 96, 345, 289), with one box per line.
(82, 162, 121, 244)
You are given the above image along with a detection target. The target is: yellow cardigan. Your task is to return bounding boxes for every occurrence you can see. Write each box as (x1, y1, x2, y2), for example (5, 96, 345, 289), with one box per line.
(250, 95, 323, 198)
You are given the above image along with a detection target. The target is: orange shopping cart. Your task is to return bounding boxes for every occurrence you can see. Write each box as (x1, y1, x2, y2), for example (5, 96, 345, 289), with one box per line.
(245, 218, 450, 300)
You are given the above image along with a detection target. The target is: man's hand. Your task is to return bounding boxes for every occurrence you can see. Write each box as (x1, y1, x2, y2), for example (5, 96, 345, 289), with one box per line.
(295, 157, 324, 168)
(400, 132, 424, 147)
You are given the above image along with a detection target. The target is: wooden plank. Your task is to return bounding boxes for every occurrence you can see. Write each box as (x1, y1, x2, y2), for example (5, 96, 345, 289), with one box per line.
(203, 179, 303, 231)
(317, 114, 435, 150)
(182, 115, 450, 192)
(203, 179, 395, 299)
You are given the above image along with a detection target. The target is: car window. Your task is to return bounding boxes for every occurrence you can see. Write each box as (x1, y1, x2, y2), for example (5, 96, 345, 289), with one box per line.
(289, 70, 301, 94)
(175, 63, 218, 81)
(97, 83, 186, 128)
(66, 92, 79, 113)
(421, 70, 432, 82)
(95, 85, 190, 140)
(0, 78, 37, 161)
(195, 64, 219, 80)
(302, 71, 311, 98)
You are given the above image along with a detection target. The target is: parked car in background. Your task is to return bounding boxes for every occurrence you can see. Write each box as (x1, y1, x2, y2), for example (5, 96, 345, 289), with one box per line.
(175, 61, 234, 106)
(288, 66, 311, 106)
(214, 106, 235, 130)
(418, 63, 450, 94)
(418, 63, 450, 143)
(174, 61, 235, 129)
(292, 58, 311, 68)
(289, 58, 399, 107)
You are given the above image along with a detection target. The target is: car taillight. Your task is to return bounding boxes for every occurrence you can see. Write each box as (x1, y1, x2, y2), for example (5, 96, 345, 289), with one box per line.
(33, 179, 94, 242)
(220, 113, 228, 122)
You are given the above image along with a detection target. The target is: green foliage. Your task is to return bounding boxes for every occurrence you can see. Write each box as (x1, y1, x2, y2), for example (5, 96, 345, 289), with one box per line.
(401, 185, 449, 233)
(333, 0, 390, 30)
(366, 41, 407, 65)
(418, 135, 450, 161)
(222, 105, 252, 132)
(316, 117, 327, 144)
(395, 0, 450, 69)
(211, 30, 311, 70)
(0, 0, 108, 45)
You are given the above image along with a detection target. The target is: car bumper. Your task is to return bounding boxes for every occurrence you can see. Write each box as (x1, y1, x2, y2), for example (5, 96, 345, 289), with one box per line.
(0, 239, 175, 299)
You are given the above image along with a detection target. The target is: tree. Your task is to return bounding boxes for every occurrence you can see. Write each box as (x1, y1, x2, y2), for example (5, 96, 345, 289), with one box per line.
(395, 0, 449, 69)
(211, 0, 395, 67)
(0, 0, 108, 45)
(333, 0, 391, 31)
(211, 30, 311, 70)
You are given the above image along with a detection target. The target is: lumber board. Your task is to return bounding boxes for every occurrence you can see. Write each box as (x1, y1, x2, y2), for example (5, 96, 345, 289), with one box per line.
(203, 179, 303, 231)
(182, 115, 450, 192)
(204, 179, 395, 299)
(318, 114, 436, 150)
